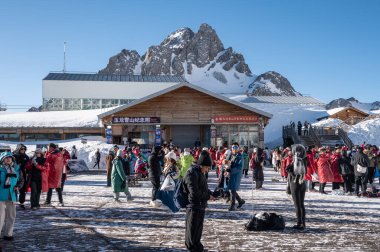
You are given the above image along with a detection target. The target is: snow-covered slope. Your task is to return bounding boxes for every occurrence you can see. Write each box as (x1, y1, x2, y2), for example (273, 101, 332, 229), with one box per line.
(348, 118, 380, 146)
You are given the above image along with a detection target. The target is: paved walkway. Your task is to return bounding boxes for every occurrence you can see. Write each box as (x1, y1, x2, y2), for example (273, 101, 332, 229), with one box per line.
(1, 169, 380, 251)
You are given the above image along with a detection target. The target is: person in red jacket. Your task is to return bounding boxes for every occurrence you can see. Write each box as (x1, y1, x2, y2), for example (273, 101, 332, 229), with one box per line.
(44, 143, 65, 206)
(215, 146, 225, 177)
(331, 148, 344, 190)
(304, 147, 317, 192)
(209, 147, 217, 172)
(281, 148, 292, 180)
(60, 148, 71, 191)
(316, 147, 334, 194)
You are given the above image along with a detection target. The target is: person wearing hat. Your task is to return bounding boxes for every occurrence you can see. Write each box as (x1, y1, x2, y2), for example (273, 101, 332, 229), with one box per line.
(148, 146, 163, 207)
(183, 150, 215, 252)
(0, 152, 21, 240)
(331, 148, 344, 190)
(111, 150, 132, 202)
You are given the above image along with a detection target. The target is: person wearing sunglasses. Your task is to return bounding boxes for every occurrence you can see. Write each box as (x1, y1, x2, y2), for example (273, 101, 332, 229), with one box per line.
(224, 143, 245, 211)
(12, 144, 30, 209)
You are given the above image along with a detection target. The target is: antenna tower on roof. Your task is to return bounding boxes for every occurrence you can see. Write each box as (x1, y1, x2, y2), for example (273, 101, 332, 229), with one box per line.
(63, 41, 67, 73)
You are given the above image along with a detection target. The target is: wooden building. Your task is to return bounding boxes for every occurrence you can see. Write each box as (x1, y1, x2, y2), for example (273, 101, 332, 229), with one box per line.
(323, 106, 369, 125)
(98, 83, 272, 149)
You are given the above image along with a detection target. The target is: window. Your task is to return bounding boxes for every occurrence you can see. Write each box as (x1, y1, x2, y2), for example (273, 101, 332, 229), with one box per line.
(215, 124, 260, 148)
(0, 133, 20, 141)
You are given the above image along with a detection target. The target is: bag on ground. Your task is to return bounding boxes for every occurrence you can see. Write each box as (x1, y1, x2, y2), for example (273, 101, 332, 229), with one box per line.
(245, 212, 285, 231)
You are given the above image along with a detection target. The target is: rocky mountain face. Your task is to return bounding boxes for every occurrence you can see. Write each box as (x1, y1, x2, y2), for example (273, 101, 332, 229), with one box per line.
(326, 97, 380, 111)
(99, 23, 298, 95)
(246, 71, 300, 96)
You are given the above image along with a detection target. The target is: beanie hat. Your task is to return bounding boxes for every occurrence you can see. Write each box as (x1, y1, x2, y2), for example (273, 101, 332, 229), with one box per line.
(0, 152, 15, 163)
(165, 151, 177, 161)
(197, 150, 212, 166)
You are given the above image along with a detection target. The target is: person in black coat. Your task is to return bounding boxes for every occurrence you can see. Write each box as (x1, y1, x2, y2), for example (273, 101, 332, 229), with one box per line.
(30, 149, 46, 209)
(286, 144, 307, 230)
(93, 149, 101, 169)
(338, 150, 354, 194)
(148, 146, 162, 207)
(351, 147, 370, 196)
(297, 121, 302, 136)
(183, 150, 215, 252)
(13, 144, 30, 209)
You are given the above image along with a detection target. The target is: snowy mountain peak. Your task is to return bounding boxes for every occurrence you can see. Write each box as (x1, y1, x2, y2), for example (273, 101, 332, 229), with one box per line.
(247, 71, 300, 96)
(326, 97, 380, 113)
(99, 24, 299, 94)
(160, 27, 194, 50)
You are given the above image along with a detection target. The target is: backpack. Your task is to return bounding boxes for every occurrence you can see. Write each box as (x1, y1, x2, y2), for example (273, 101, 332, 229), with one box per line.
(174, 179, 189, 209)
(245, 212, 285, 231)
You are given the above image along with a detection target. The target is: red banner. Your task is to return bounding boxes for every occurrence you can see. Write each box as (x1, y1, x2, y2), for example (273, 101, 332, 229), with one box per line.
(213, 116, 259, 123)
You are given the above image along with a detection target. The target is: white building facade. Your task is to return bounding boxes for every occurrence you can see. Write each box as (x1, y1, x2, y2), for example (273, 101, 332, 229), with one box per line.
(42, 72, 186, 111)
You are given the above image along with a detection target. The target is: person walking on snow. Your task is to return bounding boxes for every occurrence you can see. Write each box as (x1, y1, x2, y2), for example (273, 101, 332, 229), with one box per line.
(93, 149, 101, 169)
(148, 146, 162, 207)
(111, 150, 132, 202)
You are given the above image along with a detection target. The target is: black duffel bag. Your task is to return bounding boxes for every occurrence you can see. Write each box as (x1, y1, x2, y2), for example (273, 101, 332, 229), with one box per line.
(245, 212, 285, 231)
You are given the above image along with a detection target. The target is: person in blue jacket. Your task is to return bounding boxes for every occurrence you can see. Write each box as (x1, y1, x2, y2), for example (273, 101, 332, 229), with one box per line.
(225, 143, 245, 211)
(0, 152, 22, 241)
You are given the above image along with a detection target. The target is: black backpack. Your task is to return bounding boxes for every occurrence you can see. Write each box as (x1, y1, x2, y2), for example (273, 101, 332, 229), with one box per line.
(245, 212, 285, 231)
(174, 179, 189, 209)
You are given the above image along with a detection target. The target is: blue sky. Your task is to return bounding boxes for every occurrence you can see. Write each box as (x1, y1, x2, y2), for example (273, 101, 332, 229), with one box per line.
(1, 0, 379, 109)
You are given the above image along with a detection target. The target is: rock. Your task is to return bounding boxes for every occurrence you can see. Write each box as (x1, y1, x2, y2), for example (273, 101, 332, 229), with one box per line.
(326, 98, 353, 110)
(247, 71, 299, 96)
(99, 50, 141, 75)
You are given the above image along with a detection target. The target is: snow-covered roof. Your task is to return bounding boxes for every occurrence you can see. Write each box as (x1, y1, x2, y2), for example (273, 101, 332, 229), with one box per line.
(226, 95, 325, 105)
(98, 82, 273, 119)
(0, 108, 115, 128)
(43, 72, 186, 83)
(326, 106, 369, 116)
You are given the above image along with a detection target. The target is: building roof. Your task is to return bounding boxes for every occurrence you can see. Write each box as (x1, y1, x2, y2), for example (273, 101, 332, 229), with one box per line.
(43, 72, 187, 83)
(98, 82, 273, 119)
(230, 95, 325, 105)
(327, 106, 369, 116)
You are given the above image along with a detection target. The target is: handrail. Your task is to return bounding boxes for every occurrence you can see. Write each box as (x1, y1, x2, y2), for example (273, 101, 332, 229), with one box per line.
(308, 126, 321, 147)
(282, 125, 301, 144)
(337, 128, 353, 149)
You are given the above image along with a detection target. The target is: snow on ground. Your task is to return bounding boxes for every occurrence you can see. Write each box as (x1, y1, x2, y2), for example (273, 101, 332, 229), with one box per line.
(0, 107, 116, 128)
(312, 118, 346, 128)
(3, 168, 380, 251)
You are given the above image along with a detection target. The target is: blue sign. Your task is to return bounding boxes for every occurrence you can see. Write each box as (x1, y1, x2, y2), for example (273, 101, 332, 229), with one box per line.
(106, 128, 112, 144)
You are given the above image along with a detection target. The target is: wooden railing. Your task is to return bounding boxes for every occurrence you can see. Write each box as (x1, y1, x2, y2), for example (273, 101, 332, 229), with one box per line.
(308, 126, 321, 147)
(337, 128, 354, 149)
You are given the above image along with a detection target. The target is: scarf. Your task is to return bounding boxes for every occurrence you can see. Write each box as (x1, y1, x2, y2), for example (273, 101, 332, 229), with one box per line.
(3, 164, 17, 188)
